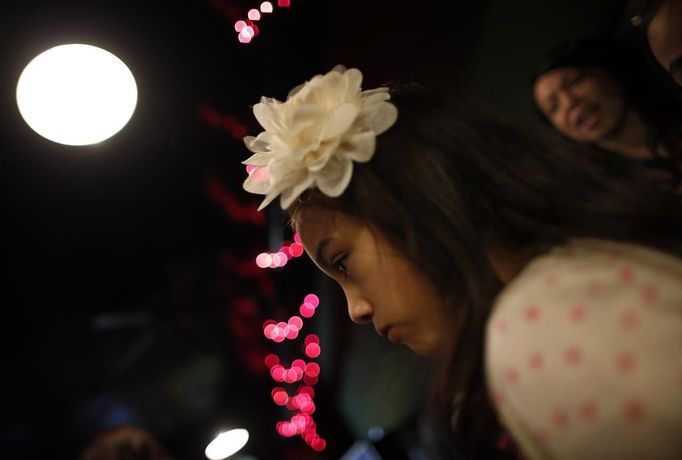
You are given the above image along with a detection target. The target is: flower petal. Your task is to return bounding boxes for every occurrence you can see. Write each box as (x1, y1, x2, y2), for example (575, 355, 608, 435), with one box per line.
(280, 175, 315, 209)
(243, 167, 270, 194)
(340, 131, 376, 163)
(315, 156, 353, 197)
(322, 103, 359, 140)
(361, 101, 398, 134)
(253, 99, 284, 133)
(244, 131, 275, 153)
(242, 151, 273, 167)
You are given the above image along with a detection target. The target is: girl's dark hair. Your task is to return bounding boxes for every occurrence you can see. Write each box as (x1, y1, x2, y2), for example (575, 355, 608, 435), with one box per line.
(287, 82, 682, 458)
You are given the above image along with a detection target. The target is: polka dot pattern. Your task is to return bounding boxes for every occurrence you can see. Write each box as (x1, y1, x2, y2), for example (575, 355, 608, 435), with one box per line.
(485, 239, 682, 460)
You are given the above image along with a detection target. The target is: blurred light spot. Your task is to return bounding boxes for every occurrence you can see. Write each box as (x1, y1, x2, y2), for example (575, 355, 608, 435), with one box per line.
(16, 44, 137, 146)
(299, 303, 315, 318)
(305, 362, 320, 377)
(263, 324, 276, 339)
(278, 0, 291, 7)
(289, 243, 304, 257)
(264, 353, 279, 368)
(303, 294, 319, 308)
(304, 334, 319, 346)
(291, 359, 306, 371)
(294, 233, 302, 244)
(303, 374, 318, 386)
(255, 253, 272, 268)
(288, 316, 303, 330)
(234, 20, 247, 32)
(272, 388, 289, 406)
(275, 251, 288, 267)
(248, 9, 261, 20)
(205, 428, 249, 460)
(260, 1, 274, 13)
(270, 365, 285, 382)
(238, 33, 252, 44)
(305, 342, 321, 358)
(368, 426, 385, 441)
(298, 385, 314, 397)
(311, 438, 326, 451)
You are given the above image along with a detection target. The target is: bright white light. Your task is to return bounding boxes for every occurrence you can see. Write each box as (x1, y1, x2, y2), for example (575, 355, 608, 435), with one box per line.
(16, 44, 137, 146)
(205, 429, 249, 460)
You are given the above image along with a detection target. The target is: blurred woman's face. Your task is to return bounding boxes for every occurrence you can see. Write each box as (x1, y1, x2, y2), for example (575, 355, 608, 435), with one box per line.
(296, 206, 451, 356)
(533, 66, 627, 143)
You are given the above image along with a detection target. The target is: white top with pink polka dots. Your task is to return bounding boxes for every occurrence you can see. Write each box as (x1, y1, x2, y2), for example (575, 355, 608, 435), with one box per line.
(485, 239, 682, 460)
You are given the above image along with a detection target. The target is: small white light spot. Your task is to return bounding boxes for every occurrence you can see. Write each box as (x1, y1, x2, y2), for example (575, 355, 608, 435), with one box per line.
(205, 429, 249, 460)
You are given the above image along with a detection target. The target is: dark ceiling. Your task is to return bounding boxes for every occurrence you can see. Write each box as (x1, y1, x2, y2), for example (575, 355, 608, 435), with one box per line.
(0, 1, 648, 459)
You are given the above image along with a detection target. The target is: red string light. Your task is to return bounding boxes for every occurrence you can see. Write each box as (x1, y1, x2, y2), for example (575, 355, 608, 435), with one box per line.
(253, 233, 305, 269)
(197, 104, 248, 140)
(261, 290, 326, 450)
(234, 0, 293, 44)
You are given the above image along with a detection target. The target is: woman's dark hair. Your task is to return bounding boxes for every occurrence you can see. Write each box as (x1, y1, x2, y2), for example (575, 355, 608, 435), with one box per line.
(287, 82, 682, 458)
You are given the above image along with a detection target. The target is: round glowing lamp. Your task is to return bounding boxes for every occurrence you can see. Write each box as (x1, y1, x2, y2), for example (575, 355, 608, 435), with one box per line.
(16, 44, 137, 146)
(205, 428, 249, 460)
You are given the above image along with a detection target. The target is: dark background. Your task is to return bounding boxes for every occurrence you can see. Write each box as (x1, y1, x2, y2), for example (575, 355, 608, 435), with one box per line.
(0, 1, 660, 459)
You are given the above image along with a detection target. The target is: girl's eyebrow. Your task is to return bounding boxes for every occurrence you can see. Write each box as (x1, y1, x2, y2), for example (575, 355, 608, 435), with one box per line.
(315, 237, 332, 266)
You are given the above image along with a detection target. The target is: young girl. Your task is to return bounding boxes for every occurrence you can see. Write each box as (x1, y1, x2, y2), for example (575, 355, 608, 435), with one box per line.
(241, 67, 682, 459)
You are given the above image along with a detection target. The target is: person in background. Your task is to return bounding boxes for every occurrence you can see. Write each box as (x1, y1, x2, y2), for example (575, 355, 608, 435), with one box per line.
(79, 425, 171, 460)
(532, 38, 682, 187)
(241, 66, 682, 459)
(631, 0, 682, 86)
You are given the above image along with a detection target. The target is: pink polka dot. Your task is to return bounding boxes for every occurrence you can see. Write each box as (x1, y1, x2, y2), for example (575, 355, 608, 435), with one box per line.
(564, 346, 583, 366)
(587, 282, 605, 296)
(579, 400, 598, 421)
(551, 409, 569, 428)
(532, 428, 550, 444)
(529, 352, 544, 370)
(624, 399, 646, 421)
(619, 266, 634, 284)
(505, 367, 519, 384)
(619, 310, 639, 330)
(494, 319, 507, 333)
(616, 352, 637, 374)
(569, 304, 587, 323)
(544, 273, 558, 287)
(525, 305, 541, 322)
(640, 285, 659, 304)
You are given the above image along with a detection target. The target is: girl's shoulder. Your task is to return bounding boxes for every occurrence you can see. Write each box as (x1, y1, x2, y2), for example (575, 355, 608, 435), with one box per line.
(484, 239, 682, 460)
(494, 238, 682, 315)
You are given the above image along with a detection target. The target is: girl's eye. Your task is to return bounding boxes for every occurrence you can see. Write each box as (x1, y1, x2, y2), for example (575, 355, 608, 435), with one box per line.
(332, 254, 348, 274)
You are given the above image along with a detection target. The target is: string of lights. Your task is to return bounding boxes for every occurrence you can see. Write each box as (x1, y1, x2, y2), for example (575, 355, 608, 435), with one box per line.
(263, 290, 327, 452)
(235, 1, 291, 44)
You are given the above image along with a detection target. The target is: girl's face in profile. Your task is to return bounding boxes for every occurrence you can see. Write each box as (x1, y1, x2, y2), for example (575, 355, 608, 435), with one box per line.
(296, 206, 451, 356)
(534, 66, 627, 143)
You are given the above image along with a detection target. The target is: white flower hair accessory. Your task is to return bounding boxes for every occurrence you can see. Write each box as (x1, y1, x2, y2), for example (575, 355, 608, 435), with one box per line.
(242, 66, 398, 210)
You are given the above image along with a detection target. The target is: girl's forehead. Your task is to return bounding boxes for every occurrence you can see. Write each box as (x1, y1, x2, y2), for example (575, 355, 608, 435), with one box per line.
(297, 207, 364, 240)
